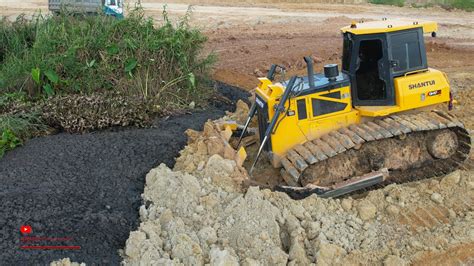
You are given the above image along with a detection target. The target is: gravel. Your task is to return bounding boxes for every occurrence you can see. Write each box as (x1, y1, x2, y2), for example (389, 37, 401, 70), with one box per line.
(121, 114, 474, 265)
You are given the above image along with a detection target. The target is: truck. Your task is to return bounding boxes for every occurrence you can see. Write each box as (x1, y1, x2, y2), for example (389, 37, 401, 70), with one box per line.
(48, 0, 124, 18)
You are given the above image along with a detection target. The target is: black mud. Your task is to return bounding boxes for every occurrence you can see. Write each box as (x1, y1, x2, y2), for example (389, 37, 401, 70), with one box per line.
(0, 82, 249, 265)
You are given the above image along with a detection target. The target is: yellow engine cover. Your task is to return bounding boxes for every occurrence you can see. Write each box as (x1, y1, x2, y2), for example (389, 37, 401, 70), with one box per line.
(255, 79, 360, 165)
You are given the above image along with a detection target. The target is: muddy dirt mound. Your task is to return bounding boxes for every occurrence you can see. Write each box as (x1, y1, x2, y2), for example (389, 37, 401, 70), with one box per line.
(122, 123, 474, 265)
(0, 83, 249, 265)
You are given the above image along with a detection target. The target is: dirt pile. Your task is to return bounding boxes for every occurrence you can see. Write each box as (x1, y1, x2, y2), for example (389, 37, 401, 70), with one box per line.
(122, 114, 474, 265)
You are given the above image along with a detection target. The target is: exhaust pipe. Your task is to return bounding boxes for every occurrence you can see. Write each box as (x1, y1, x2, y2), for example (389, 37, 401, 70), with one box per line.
(304, 56, 315, 88)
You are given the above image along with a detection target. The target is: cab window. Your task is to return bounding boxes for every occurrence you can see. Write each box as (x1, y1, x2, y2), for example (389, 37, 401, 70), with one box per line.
(389, 30, 426, 75)
(297, 99, 307, 120)
(342, 34, 353, 72)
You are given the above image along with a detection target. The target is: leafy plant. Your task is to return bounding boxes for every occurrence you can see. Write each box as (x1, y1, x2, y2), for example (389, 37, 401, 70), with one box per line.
(0, 6, 214, 107)
(0, 113, 47, 157)
(368, 0, 405, 6)
(0, 128, 21, 157)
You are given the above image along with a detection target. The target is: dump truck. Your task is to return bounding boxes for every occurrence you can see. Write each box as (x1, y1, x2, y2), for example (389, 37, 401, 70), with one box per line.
(229, 19, 471, 198)
(48, 0, 124, 18)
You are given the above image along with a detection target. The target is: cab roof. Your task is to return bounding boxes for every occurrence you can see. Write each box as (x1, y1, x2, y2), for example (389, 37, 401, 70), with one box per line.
(341, 19, 437, 35)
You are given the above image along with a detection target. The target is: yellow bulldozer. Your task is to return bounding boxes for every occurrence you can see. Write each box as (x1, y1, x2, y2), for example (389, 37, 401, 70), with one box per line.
(229, 19, 471, 198)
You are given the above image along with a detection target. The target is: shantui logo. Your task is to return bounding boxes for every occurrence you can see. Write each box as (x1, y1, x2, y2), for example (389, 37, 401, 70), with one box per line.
(409, 80, 435, 90)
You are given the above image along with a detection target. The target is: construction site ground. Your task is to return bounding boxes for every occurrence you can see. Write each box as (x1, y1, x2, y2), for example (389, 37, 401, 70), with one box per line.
(1, 1, 473, 265)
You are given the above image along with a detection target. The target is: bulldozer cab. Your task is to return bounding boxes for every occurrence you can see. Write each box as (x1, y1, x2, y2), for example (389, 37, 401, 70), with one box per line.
(341, 20, 435, 106)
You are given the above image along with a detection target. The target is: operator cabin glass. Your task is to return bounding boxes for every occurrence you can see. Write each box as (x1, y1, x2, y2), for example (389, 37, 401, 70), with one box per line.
(342, 34, 352, 72)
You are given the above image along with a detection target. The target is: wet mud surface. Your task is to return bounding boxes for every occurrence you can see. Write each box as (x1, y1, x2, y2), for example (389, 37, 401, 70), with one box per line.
(0, 82, 248, 265)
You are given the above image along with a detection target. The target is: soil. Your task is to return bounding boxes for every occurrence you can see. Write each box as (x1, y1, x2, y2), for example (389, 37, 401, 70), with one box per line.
(0, 82, 248, 265)
(1, 1, 473, 265)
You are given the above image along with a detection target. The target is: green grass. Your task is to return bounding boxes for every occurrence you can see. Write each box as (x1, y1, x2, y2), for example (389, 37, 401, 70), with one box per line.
(0, 6, 216, 157)
(0, 113, 47, 157)
(0, 6, 214, 105)
(448, 0, 474, 11)
(368, 0, 405, 7)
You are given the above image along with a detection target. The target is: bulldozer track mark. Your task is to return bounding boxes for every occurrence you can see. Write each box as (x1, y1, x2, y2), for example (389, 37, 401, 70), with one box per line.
(280, 111, 471, 192)
(397, 204, 456, 231)
(411, 243, 474, 266)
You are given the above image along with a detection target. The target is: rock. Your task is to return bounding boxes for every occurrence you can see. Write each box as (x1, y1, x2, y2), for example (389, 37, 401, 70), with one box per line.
(50, 258, 86, 266)
(254, 68, 264, 77)
(467, 181, 474, 190)
(231, 100, 250, 124)
(430, 192, 443, 204)
(218, 187, 288, 265)
(171, 234, 203, 265)
(124, 231, 146, 259)
(341, 198, 353, 211)
(448, 209, 456, 219)
(289, 238, 310, 265)
(383, 255, 406, 266)
(198, 226, 218, 245)
(210, 247, 239, 266)
(440, 170, 461, 186)
(241, 258, 261, 266)
(386, 205, 400, 216)
(205, 154, 238, 192)
(144, 165, 202, 220)
(357, 201, 377, 220)
(189, 101, 196, 109)
(316, 243, 347, 265)
(306, 221, 321, 240)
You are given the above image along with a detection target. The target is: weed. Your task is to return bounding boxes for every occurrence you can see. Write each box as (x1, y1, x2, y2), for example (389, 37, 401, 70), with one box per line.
(368, 0, 405, 7)
(448, 0, 474, 11)
(0, 6, 214, 106)
(0, 128, 21, 157)
(0, 112, 47, 157)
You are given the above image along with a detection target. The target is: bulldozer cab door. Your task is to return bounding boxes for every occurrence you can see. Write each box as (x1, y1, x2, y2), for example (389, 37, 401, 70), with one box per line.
(343, 28, 428, 107)
(343, 33, 395, 106)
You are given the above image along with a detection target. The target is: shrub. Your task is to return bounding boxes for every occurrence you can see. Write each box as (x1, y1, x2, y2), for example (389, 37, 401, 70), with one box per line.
(0, 112, 47, 157)
(0, 6, 214, 106)
(0, 129, 21, 157)
(448, 0, 474, 11)
(368, 0, 405, 7)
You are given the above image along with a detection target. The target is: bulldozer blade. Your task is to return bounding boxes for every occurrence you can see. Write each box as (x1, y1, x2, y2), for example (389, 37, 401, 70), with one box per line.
(275, 168, 388, 199)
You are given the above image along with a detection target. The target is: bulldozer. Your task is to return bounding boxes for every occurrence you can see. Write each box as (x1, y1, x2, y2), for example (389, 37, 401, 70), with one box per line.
(228, 19, 471, 199)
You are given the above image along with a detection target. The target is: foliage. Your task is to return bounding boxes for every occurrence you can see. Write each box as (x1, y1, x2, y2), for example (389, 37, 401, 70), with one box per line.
(0, 113, 47, 157)
(448, 0, 474, 11)
(368, 0, 405, 7)
(0, 6, 215, 157)
(0, 129, 20, 157)
(0, 6, 214, 105)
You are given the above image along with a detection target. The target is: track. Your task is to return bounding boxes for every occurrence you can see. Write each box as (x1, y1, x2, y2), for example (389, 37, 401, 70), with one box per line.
(279, 111, 471, 199)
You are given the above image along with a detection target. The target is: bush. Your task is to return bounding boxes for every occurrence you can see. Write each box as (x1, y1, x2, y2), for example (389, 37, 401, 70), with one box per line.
(0, 112, 47, 156)
(368, 0, 405, 7)
(0, 7, 214, 107)
(0, 129, 21, 157)
(448, 0, 474, 11)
